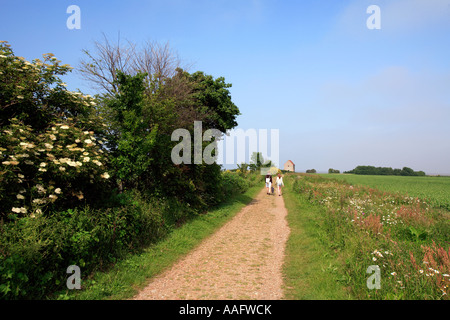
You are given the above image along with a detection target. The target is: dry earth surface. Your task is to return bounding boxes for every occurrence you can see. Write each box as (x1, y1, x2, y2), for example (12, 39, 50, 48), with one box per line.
(133, 187, 290, 300)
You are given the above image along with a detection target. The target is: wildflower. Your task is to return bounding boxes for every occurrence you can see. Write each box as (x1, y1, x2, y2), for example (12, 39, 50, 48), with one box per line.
(60, 125, 69, 130)
(44, 143, 53, 149)
(84, 139, 92, 144)
(93, 160, 102, 166)
(59, 166, 66, 171)
(38, 168, 47, 172)
(12, 207, 21, 213)
(17, 95, 24, 99)
(83, 157, 90, 162)
(49, 194, 58, 201)
(16, 194, 25, 200)
(50, 134, 56, 140)
(68, 161, 76, 167)
(391, 272, 397, 276)
(40, 162, 47, 167)
(17, 153, 29, 158)
(54, 188, 61, 194)
(36, 185, 46, 194)
(73, 191, 84, 200)
(101, 172, 110, 179)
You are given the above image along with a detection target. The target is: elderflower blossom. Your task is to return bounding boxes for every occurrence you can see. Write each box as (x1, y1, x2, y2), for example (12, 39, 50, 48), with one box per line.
(101, 172, 110, 179)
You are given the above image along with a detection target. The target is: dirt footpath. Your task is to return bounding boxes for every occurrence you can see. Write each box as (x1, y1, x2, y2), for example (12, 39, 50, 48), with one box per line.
(133, 187, 290, 300)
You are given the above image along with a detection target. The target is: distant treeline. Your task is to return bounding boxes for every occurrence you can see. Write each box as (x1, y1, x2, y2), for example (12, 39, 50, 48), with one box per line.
(344, 166, 426, 176)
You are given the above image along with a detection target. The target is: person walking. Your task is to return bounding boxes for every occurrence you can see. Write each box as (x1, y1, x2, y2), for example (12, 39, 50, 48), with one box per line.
(265, 173, 273, 195)
(276, 174, 284, 196)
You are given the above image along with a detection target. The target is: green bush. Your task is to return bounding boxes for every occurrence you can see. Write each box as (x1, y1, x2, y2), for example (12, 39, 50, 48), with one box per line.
(220, 171, 250, 198)
(0, 190, 167, 300)
(0, 41, 111, 220)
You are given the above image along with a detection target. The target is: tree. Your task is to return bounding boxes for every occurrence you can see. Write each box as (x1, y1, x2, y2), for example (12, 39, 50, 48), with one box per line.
(345, 165, 426, 176)
(237, 162, 249, 175)
(400, 167, 415, 176)
(328, 168, 340, 174)
(78, 35, 242, 209)
(187, 71, 240, 133)
(105, 71, 158, 189)
(249, 152, 271, 171)
(78, 34, 184, 96)
(306, 169, 316, 174)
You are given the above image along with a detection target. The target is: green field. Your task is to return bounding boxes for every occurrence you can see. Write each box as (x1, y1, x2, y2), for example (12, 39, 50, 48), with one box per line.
(321, 174, 450, 211)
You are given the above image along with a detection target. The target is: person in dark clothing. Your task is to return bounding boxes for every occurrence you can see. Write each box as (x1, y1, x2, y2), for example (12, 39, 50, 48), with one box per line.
(265, 173, 272, 195)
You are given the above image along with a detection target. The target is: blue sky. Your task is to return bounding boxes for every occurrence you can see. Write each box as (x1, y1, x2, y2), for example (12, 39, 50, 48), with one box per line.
(1, 0, 450, 174)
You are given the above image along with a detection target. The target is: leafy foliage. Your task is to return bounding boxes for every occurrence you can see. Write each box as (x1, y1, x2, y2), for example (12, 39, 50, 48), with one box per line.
(0, 42, 111, 220)
(345, 165, 426, 176)
(0, 41, 245, 300)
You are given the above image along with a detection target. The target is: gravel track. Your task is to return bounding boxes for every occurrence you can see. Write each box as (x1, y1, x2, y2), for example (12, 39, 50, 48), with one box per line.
(133, 187, 290, 300)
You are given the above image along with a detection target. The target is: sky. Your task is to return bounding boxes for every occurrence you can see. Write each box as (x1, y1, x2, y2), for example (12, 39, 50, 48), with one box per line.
(1, 0, 450, 174)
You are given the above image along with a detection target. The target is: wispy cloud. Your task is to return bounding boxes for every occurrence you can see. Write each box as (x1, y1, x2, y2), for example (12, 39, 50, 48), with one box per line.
(318, 66, 450, 126)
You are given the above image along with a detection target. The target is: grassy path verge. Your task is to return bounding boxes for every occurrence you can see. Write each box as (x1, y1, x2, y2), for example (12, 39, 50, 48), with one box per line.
(282, 174, 353, 300)
(56, 185, 262, 300)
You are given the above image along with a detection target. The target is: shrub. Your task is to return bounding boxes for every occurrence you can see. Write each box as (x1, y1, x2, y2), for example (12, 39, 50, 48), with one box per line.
(0, 190, 167, 299)
(1, 41, 112, 220)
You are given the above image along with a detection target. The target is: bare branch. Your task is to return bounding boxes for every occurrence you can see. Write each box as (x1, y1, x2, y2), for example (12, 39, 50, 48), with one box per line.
(77, 34, 187, 96)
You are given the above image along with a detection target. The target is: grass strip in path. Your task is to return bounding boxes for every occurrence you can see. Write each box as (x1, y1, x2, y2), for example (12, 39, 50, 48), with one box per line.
(56, 185, 262, 300)
(282, 175, 353, 300)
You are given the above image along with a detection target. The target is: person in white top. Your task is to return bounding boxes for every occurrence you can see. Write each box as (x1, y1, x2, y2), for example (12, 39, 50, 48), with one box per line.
(275, 174, 284, 196)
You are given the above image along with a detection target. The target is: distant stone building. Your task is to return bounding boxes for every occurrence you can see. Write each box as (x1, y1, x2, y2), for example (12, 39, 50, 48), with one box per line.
(284, 160, 295, 172)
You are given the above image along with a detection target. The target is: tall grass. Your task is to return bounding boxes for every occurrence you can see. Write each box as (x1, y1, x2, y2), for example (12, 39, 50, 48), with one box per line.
(289, 173, 450, 300)
(282, 175, 353, 299)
